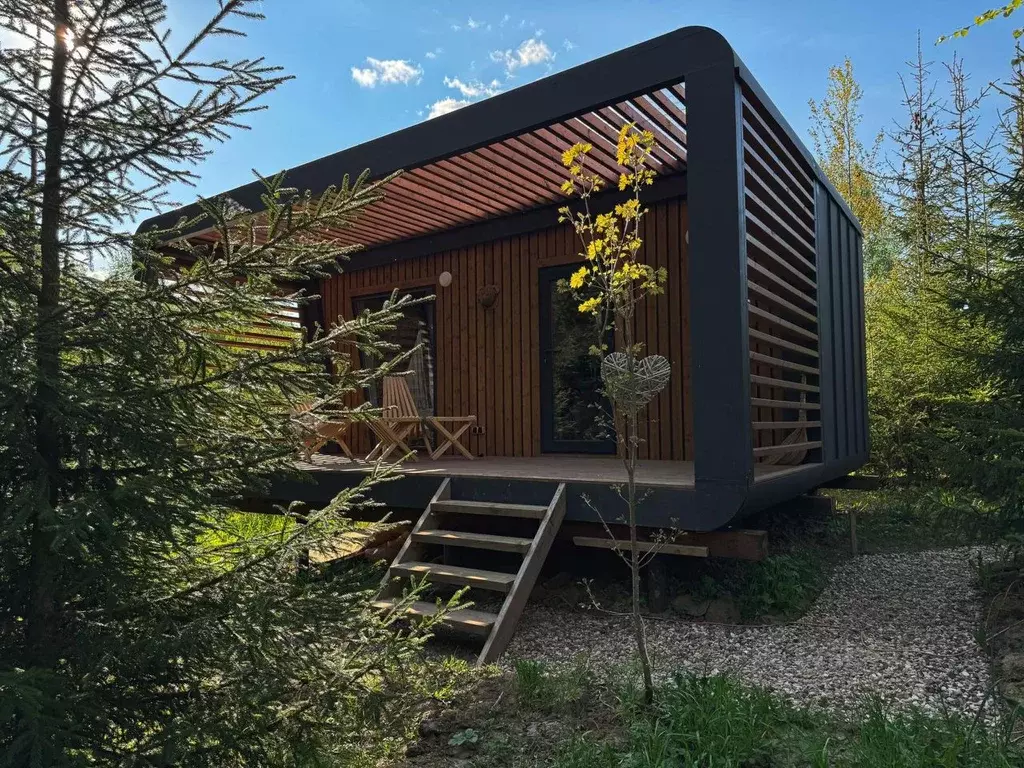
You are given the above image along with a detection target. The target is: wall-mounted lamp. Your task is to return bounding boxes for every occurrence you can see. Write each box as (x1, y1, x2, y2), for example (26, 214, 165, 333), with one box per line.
(438, 271, 453, 288)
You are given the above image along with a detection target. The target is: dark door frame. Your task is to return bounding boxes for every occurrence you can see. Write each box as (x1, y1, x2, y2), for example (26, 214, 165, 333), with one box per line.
(538, 263, 616, 455)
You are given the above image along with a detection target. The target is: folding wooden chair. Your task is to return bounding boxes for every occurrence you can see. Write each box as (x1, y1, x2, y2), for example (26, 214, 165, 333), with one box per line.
(365, 377, 426, 462)
(368, 376, 477, 461)
(293, 402, 355, 460)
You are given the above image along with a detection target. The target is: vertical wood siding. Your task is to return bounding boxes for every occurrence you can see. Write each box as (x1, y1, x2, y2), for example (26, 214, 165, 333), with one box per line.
(321, 197, 691, 460)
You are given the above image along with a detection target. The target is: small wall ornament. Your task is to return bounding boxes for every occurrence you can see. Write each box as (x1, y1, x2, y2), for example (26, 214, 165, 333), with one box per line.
(477, 284, 499, 309)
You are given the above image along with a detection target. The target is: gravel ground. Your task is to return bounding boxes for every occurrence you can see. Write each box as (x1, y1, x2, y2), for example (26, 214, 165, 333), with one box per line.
(506, 548, 992, 716)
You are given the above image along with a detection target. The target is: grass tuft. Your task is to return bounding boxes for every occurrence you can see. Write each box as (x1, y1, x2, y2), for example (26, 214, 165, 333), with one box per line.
(512, 655, 594, 715)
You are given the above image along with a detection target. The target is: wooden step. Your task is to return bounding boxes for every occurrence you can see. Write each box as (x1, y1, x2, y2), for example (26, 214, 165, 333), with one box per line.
(431, 499, 548, 519)
(390, 561, 517, 592)
(372, 599, 497, 636)
(413, 529, 534, 553)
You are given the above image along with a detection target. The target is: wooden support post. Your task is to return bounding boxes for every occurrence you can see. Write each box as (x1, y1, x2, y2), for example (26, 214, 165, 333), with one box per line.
(646, 557, 669, 613)
(850, 509, 858, 556)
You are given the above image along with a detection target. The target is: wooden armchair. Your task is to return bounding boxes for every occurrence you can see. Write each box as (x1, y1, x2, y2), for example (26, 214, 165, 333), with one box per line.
(365, 376, 476, 461)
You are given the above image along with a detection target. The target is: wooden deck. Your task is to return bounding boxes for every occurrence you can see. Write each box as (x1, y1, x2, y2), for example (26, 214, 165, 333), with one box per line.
(299, 454, 814, 489)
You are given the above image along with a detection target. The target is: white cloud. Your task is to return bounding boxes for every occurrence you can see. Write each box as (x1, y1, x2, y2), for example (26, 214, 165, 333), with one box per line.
(490, 38, 554, 75)
(563, 39, 575, 51)
(467, 17, 482, 29)
(534, 28, 545, 37)
(425, 47, 443, 60)
(451, 23, 461, 31)
(500, 14, 511, 26)
(427, 97, 470, 119)
(350, 57, 423, 88)
(443, 76, 502, 99)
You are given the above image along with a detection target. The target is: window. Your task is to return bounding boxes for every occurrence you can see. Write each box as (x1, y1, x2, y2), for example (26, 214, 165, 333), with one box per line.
(352, 290, 435, 416)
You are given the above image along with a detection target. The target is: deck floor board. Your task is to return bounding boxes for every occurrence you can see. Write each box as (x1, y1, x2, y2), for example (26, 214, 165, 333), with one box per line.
(299, 455, 813, 489)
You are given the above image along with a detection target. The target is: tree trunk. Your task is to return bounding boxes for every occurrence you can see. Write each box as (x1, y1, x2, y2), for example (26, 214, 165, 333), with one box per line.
(26, 0, 71, 666)
(626, 409, 654, 705)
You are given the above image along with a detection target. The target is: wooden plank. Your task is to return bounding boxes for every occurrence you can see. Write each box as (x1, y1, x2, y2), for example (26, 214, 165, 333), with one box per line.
(392, 562, 516, 592)
(750, 375, 820, 393)
(745, 207, 816, 278)
(478, 483, 568, 664)
(749, 328, 818, 359)
(744, 174, 816, 253)
(751, 397, 821, 410)
(753, 440, 822, 457)
(413, 529, 534, 553)
(528, 228, 544, 456)
(497, 238, 508, 456)
(455, 247, 467, 452)
(573, 536, 709, 558)
(747, 280, 818, 325)
(752, 421, 821, 430)
(558, 522, 768, 561)
(483, 241, 494, 457)
(746, 232, 817, 292)
(748, 305, 818, 342)
(431, 499, 548, 519)
(510, 235, 522, 456)
(378, 478, 449, 598)
(469, 243, 480, 456)
(372, 599, 497, 636)
(740, 114, 815, 200)
(441, 249, 453, 427)
(749, 351, 820, 376)
(742, 142, 815, 228)
(741, 94, 814, 188)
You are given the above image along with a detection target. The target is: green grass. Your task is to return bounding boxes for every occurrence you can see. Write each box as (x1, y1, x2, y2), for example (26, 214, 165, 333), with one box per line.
(826, 485, 1001, 553)
(512, 655, 594, 715)
(547, 673, 1023, 768)
(417, 662, 1024, 768)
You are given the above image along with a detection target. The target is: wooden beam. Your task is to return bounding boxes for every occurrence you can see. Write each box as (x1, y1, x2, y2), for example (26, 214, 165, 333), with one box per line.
(817, 474, 882, 491)
(560, 523, 768, 561)
(573, 536, 709, 558)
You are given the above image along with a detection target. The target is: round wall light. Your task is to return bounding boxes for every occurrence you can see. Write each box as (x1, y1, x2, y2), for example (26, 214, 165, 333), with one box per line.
(438, 271, 453, 288)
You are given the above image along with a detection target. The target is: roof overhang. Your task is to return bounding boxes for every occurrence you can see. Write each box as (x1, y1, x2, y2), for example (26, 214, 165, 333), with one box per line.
(138, 25, 859, 259)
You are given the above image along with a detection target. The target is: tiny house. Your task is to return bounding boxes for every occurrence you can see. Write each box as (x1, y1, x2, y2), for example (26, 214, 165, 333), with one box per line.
(144, 26, 868, 533)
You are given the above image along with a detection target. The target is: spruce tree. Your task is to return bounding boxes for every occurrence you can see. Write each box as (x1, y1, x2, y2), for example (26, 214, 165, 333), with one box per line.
(0, 3, 449, 765)
(886, 35, 952, 274)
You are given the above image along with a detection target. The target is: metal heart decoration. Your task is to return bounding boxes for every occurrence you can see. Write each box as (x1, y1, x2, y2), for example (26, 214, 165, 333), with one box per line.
(601, 352, 671, 409)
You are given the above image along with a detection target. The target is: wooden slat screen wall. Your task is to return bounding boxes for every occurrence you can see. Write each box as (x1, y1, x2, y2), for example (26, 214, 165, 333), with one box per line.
(321, 197, 692, 461)
(169, 278, 302, 353)
(741, 86, 822, 466)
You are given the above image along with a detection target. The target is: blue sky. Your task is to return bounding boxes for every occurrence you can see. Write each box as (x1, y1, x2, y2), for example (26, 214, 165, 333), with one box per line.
(161, 0, 1020, 211)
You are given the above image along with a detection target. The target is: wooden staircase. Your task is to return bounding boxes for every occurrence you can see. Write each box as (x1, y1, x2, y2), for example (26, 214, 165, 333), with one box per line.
(374, 478, 567, 665)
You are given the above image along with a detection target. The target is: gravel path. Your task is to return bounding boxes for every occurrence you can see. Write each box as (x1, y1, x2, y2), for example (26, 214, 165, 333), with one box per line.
(507, 548, 992, 716)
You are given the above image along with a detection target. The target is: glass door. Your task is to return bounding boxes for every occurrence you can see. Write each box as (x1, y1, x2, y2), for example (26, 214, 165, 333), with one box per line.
(539, 264, 616, 454)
